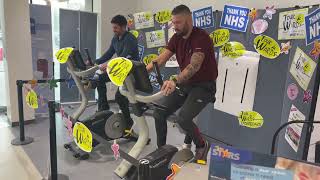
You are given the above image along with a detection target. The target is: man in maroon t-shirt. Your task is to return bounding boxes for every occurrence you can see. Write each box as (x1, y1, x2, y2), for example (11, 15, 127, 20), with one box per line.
(146, 4, 218, 164)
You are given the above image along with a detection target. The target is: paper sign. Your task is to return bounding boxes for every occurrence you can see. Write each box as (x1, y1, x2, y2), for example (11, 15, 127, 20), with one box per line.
(149, 72, 164, 90)
(107, 57, 133, 86)
(280, 41, 292, 54)
(305, 8, 320, 45)
(220, 5, 250, 32)
(0, 48, 3, 61)
(231, 164, 294, 180)
(28, 79, 38, 89)
(26, 90, 38, 109)
(165, 55, 179, 67)
(65, 116, 73, 138)
(303, 90, 312, 103)
(210, 29, 230, 47)
(278, 8, 308, 40)
(48, 78, 59, 90)
(55, 47, 73, 64)
(215, 51, 260, 116)
(138, 44, 145, 60)
(155, 10, 172, 24)
(130, 30, 139, 39)
(158, 47, 165, 55)
(249, 8, 257, 20)
(285, 105, 305, 152)
(192, 6, 214, 29)
(310, 40, 320, 59)
(127, 15, 134, 29)
(143, 54, 158, 65)
(263, 6, 276, 20)
(253, 35, 281, 59)
(289, 47, 316, 91)
(73, 122, 93, 153)
(287, 83, 299, 100)
(238, 111, 264, 128)
(145, 30, 166, 48)
(251, 19, 268, 34)
(133, 11, 154, 30)
(168, 21, 175, 41)
(220, 42, 246, 58)
(111, 140, 120, 160)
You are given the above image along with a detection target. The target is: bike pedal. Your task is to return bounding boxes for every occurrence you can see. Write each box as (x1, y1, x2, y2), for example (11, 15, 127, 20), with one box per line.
(196, 159, 206, 165)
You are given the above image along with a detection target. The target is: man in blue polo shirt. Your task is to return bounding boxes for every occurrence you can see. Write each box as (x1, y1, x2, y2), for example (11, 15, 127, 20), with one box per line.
(90, 15, 139, 129)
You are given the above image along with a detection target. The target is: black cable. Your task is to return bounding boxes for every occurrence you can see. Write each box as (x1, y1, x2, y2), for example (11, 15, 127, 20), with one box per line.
(271, 120, 320, 155)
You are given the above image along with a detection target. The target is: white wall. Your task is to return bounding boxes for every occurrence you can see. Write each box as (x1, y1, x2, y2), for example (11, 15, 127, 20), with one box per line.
(94, 0, 138, 55)
(0, 0, 34, 123)
(0, 37, 6, 107)
(0, 72, 6, 107)
(135, 0, 319, 12)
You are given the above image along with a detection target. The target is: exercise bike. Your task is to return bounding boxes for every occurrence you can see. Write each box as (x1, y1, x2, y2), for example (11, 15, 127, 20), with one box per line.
(98, 59, 194, 180)
(62, 49, 139, 160)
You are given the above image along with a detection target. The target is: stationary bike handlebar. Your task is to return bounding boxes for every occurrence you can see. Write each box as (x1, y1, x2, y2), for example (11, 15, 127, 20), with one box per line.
(152, 60, 183, 94)
(120, 61, 185, 105)
(152, 61, 163, 86)
(84, 48, 94, 66)
(73, 65, 99, 78)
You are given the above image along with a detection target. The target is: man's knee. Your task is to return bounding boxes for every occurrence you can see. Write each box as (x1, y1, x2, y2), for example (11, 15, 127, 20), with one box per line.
(176, 112, 192, 129)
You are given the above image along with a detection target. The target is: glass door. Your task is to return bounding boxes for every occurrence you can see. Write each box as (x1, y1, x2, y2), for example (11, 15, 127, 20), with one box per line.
(0, 14, 7, 110)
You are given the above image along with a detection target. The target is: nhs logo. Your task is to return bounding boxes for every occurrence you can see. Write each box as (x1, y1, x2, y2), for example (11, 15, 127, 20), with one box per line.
(220, 5, 250, 32)
(193, 6, 214, 29)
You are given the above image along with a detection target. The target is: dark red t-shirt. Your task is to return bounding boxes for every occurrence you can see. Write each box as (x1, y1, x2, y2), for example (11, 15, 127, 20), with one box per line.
(166, 27, 218, 84)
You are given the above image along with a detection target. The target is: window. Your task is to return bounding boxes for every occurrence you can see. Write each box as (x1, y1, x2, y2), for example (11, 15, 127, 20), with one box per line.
(29, 0, 92, 12)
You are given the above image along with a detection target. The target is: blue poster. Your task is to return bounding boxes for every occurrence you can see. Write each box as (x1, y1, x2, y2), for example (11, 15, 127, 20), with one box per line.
(220, 5, 249, 32)
(138, 44, 144, 61)
(30, 5, 54, 115)
(305, 8, 320, 45)
(149, 72, 163, 90)
(192, 6, 214, 29)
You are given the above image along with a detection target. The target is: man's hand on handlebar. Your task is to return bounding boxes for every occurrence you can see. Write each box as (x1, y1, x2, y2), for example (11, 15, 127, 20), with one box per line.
(161, 80, 176, 96)
(146, 62, 154, 73)
(99, 62, 108, 71)
(85, 60, 91, 66)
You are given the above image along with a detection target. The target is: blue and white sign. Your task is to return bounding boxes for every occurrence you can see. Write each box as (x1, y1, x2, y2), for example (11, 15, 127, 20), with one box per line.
(231, 164, 294, 180)
(149, 72, 164, 90)
(138, 44, 144, 61)
(192, 6, 214, 29)
(305, 8, 320, 45)
(220, 5, 250, 32)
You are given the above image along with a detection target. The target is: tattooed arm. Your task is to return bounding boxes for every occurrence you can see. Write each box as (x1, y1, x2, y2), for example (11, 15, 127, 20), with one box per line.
(176, 52, 205, 84)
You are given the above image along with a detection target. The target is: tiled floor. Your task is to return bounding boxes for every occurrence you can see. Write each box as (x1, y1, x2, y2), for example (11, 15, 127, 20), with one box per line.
(6, 104, 212, 180)
(0, 114, 42, 180)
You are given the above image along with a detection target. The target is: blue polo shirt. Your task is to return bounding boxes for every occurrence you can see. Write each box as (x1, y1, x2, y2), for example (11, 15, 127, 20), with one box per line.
(96, 31, 139, 64)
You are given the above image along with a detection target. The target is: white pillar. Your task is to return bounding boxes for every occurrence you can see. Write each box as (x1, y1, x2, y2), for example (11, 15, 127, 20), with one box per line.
(0, 0, 34, 124)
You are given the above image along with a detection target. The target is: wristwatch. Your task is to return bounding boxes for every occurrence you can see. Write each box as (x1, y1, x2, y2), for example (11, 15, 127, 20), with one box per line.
(170, 75, 178, 84)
